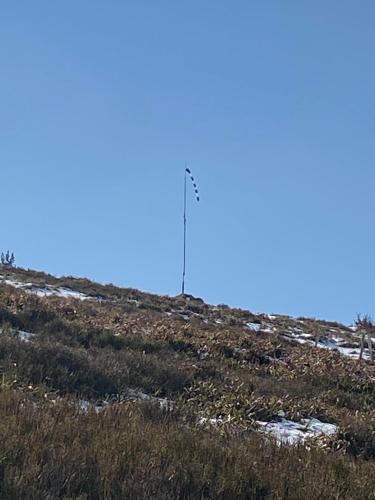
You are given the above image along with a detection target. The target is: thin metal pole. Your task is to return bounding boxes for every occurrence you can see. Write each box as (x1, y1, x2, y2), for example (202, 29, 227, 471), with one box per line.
(182, 170, 187, 295)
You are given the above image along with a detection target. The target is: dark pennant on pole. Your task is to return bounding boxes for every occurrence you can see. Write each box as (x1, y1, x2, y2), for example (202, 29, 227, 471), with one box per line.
(182, 167, 200, 295)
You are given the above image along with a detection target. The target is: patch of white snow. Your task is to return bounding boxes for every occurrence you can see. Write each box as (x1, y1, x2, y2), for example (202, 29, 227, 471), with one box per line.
(257, 418, 337, 445)
(18, 331, 34, 343)
(0, 277, 90, 301)
(247, 322, 262, 332)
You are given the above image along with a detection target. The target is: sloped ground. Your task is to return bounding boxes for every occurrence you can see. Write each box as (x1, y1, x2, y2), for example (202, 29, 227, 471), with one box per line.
(0, 267, 374, 499)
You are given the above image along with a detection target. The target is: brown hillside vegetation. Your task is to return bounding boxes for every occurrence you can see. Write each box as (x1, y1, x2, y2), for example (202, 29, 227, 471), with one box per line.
(0, 267, 374, 499)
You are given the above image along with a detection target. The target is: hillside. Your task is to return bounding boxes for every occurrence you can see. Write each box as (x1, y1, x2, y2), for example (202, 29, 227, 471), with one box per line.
(0, 267, 375, 499)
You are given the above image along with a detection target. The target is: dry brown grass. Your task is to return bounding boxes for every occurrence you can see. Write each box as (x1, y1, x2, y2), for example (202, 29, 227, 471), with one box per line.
(0, 270, 374, 497)
(0, 392, 373, 499)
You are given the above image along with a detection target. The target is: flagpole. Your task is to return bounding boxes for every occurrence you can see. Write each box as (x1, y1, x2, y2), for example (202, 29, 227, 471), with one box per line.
(182, 169, 187, 295)
(182, 167, 199, 295)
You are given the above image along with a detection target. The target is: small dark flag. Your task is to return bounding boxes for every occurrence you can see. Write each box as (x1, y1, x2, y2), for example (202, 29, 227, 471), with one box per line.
(185, 168, 200, 202)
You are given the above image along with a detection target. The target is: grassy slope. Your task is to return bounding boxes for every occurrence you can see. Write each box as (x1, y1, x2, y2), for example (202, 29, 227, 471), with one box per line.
(0, 267, 374, 499)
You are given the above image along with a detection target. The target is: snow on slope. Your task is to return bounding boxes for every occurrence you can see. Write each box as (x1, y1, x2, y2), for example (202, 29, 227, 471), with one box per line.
(18, 330, 34, 342)
(198, 414, 338, 445)
(0, 277, 90, 301)
(282, 327, 371, 360)
(257, 418, 338, 445)
(0, 273, 370, 362)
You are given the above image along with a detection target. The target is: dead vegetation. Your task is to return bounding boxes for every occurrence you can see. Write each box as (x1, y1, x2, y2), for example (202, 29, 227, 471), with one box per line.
(0, 269, 374, 498)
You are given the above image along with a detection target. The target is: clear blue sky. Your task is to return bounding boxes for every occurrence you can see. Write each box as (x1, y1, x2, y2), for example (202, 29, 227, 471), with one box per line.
(1, 1, 374, 324)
